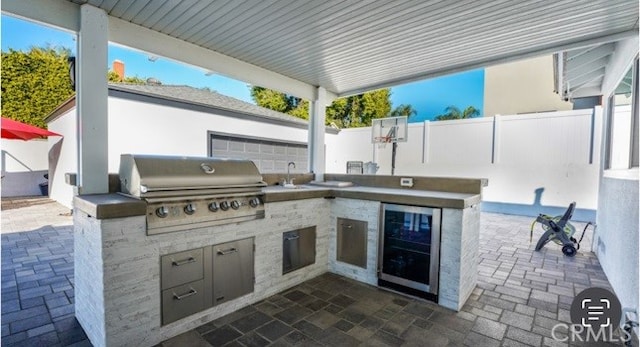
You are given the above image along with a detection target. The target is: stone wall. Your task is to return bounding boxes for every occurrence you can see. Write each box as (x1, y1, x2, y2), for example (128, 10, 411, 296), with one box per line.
(74, 198, 330, 347)
(328, 198, 381, 285)
(439, 204, 480, 310)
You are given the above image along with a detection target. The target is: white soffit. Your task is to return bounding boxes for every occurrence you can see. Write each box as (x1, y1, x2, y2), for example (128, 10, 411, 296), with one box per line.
(4, 0, 639, 98)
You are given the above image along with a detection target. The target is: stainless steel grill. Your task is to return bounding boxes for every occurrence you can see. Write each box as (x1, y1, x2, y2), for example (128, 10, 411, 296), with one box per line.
(119, 154, 266, 235)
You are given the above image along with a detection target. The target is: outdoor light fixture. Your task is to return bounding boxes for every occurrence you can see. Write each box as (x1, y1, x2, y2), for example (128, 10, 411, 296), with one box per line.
(68, 56, 76, 90)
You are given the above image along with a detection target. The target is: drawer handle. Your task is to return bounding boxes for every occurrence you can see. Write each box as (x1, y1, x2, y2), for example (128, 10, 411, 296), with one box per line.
(284, 235, 300, 241)
(217, 248, 237, 255)
(216, 296, 225, 302)
(173, 288, 197, 300)
(171, 257, 196, 266)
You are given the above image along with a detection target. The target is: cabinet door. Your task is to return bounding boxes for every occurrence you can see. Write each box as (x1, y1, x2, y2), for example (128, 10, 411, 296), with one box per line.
(212, 237, 254, 305)
(337, 218, 367, 268)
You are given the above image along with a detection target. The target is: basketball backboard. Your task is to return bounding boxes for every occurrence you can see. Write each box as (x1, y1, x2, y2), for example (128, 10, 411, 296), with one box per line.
(371, 116, 408, 143)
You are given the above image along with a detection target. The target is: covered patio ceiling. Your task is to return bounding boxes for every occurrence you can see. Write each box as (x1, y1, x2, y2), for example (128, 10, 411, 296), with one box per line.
(4, 0, 639, 101)
(2, 0, 638, 194)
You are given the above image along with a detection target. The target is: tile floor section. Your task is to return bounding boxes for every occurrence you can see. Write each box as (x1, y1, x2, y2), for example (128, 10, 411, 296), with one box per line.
(1, 198, 637, 346)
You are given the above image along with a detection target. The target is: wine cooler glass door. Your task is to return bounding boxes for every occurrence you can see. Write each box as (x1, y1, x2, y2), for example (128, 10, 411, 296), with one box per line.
(379, 204, 441, 295)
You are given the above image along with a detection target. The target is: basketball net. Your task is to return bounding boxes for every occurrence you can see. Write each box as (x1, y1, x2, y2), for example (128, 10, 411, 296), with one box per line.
(375, 136, 392, 149)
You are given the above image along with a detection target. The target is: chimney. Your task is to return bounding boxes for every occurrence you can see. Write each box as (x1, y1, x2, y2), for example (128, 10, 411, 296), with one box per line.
(112, 60, 124, 81)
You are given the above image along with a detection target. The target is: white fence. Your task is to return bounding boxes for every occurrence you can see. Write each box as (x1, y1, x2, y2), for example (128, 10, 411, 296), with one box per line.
(326, 108, 603, 220)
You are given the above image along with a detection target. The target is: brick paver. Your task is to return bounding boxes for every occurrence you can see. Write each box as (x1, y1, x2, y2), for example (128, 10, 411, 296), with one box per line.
(1, 198, 633, 347)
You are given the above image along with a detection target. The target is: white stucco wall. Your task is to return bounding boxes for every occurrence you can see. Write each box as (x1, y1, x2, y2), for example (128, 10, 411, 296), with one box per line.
(594, 172, 639, 322)
(106, 97, 313, 172)
(484, 55, 574, 117)
(1, 138, 50, 197)
(47, 94, 335, 207)
(48, 107, 79, 208)
(326, 109, 601, 219)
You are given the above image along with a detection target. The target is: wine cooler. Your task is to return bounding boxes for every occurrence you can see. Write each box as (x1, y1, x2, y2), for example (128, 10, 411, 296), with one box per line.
(378, 203, 441, 300)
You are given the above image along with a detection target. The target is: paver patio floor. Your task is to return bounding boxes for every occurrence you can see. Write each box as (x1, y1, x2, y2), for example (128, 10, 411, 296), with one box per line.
(1, 198, 633, 346)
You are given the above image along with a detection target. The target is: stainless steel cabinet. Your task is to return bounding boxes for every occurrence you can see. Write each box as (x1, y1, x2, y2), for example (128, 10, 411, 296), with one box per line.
(161, 248, 206, 325)
(337, 218, 368, 268)
(213, 238, 254, 305)
(160, 237, 255, 325)
(161, 280, 205, 325)
(283, 226, 316, 274)
(161, 248, 204, 290)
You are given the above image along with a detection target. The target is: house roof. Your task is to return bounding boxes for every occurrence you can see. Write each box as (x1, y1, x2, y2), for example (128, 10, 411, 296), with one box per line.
(46, 83, 339, 133)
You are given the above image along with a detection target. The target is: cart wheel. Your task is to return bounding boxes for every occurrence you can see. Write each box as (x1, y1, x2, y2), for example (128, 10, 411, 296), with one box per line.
(562, 245, 577, 257)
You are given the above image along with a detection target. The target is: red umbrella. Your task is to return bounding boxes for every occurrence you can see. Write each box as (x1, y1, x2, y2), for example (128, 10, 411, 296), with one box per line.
(1, 117, 61, 140)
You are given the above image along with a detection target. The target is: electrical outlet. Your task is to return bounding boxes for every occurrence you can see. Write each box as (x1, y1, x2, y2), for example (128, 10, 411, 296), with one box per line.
(400, 177, 413, 187)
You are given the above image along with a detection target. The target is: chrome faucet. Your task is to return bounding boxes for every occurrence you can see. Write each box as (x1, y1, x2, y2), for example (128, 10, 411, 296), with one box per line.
(286, 162, 296, 186)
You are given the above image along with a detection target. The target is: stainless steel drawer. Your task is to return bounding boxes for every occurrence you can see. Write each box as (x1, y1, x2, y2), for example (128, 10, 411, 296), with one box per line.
(162, 279, 205, 325)
(161, 248, 204, 290)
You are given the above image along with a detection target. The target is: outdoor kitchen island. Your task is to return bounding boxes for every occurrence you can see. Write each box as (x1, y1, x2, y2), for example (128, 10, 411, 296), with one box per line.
(72, 174, 484, 347)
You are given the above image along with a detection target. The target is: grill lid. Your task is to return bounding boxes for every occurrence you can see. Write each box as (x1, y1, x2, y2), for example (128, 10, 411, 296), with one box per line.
(119, 154, 266, 198)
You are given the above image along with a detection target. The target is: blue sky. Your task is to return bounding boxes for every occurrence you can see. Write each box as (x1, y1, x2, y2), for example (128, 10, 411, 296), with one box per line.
(1, 15, 484, 121)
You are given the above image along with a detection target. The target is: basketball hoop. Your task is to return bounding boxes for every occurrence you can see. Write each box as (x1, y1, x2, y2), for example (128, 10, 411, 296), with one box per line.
(371, 116, 408, 176)
(374, 136, 391, 149)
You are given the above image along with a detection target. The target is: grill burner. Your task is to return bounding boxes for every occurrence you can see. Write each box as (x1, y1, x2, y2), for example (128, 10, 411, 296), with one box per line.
(119, 154, 266, 235)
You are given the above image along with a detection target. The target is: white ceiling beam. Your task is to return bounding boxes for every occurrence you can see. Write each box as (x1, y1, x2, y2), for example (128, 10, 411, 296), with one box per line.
(569, 69, 605, 90)
(566, 57, 609, 83)
(107, 16, 336, 102)
(601, 36, 640, 96)
(1, 0, 79, 33)
(337, 29, 638, 97)
(566, 44, 615, 70)
(569, 87, 603, 98)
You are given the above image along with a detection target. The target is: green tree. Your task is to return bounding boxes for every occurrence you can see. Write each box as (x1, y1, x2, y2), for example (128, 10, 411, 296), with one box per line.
(1, 47, 74, 128)
(434, 105, 480, 121)
(107, 70, 146, 84)
(390, 104, 418, 118)
(250, 86, 392, 128)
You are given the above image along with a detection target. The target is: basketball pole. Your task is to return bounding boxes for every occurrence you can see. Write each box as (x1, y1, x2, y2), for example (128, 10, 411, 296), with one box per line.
(391, 142, 397, 175)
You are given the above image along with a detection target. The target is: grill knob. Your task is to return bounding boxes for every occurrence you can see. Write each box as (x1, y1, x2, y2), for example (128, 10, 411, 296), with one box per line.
(184, 203, 196, 215)
(249, 197, 261, 208)
(219, 201, 230, 211)
(230, 200, 240, 210)
(208, 202, 219, 212)
(156, 206, 169, 218)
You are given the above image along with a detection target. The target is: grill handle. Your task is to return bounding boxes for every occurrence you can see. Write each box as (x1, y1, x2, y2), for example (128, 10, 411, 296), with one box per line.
(171, 257, 196, 267)
(173, 288, 197, 300)
(217, 248, 238, 255)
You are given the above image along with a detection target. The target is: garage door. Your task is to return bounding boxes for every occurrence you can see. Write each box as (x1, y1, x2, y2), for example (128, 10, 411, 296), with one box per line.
(209, 132, 307, 173)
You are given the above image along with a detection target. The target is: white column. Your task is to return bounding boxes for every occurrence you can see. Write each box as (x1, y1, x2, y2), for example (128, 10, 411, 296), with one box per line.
(308, 87, 327, 180)
(77, 4, 109, 194)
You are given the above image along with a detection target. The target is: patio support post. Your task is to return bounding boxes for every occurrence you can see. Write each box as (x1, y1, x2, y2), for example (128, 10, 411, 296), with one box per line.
(76, 4, 109, 195)
(308, 86, 327, 180)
